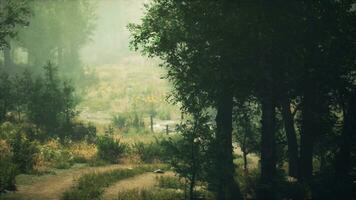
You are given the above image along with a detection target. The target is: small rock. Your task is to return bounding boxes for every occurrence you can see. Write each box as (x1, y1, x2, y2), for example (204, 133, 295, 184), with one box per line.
(153, 169, 165, 174)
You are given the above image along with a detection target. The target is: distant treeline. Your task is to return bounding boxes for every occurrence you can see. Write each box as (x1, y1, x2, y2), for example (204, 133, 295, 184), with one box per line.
(0, 63, 94, 141)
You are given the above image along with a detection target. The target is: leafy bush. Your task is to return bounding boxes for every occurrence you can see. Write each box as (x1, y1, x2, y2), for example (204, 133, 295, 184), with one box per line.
(0, 139, 18, 193)
(69, 141, 97, 163)
(112, 112, 145, 133)
(70, 123, 97, 142)
(37, 138, 74, 169)
(10, 133, 38, 173)
(96, 136, 128, 163)
(0, 158, 18, 193)
(132, 139, 168, 163)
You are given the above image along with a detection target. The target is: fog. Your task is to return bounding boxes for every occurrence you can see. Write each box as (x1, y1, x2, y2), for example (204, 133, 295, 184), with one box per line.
(80, 0, 149, 66)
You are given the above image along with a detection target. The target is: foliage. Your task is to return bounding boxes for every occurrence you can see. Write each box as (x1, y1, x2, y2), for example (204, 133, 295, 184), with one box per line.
(96, 135, 127, 163)
(0, 157, 18, 193)
(71, 123, 97, 142)
(9, 132, 38, 173)
(112, 112, 145, 133)
(130, 0, 356, 198)
(0, 64, 80, 140)
(37, 140, 74, 169)
(156, 176, 184, 190)
(16, 0, 96, 77)
(0, 139, 17, 193)
(62, 165, 164, 200)
(131, 138, 168, 163)
(0, 0, 31, 49)
(163, 114, 213, 199)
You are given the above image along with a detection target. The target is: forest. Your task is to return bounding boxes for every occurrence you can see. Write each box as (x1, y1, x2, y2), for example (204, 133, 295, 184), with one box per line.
(0, 0, 355, 200)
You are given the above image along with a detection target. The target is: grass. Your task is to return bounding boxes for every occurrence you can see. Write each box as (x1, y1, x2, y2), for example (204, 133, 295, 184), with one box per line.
(77, 63, 180, 125)
(156, 176, 185, 190)
(61, 164, 167, 200)
(116, 188, 184, 200)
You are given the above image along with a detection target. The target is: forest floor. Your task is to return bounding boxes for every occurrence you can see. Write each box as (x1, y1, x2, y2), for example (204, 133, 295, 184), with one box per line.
(0, 164, 174, 200)
(102, 171, 175, 200)
(0, 164, 133, 200)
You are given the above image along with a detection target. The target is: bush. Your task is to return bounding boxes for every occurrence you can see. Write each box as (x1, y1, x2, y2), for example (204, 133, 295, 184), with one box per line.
(69, 141, 97, 163)
(0, 140, 18, 193)
(132, 139, 167, 163)
(112, 112, 145, 133)
(96, 136, 128, 163)
(37, 138, 74, 169)
(10, 133, 38, 173)
(70, 123, 97, 142)
(0, 158, 18, 193)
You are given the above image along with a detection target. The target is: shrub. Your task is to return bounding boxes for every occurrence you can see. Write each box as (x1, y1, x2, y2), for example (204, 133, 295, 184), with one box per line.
(70, 123, 97, 142)
(0, 158, 18, 193)
(69, 141, 97, 163)
(10, 133, 38, 173)
(96, 136, 128, 163)
(112, 112, 145, 133)
(0, 139, 18, 193)
(132, 139, 167, 163)
(37, 138, 74, 169)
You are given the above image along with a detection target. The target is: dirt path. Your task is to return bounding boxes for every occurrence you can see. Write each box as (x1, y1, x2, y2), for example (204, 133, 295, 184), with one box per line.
(1, 164, 132, 200)
(102, 171, 175, 200)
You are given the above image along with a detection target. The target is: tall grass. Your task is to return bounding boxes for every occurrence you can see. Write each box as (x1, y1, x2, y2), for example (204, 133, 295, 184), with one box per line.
(61, 164, 166, 200)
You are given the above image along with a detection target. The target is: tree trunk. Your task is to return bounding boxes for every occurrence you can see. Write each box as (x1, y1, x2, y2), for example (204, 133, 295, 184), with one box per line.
(281, 97, 299, 178)
(189, 172, 196, 200)
(150, 115, 154, 133)
(243, 150, 248, 174)
(4, 46, 12, 69)
(215, 90, 243, 200)
(241, 129, 248, 174)
(299, 86, 316, 181)
(335, 87, 356, 179)
(260, 87, 276, 193)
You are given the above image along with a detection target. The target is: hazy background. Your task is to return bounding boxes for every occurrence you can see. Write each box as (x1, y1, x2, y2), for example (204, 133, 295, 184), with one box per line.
(81, 0, 150, 66)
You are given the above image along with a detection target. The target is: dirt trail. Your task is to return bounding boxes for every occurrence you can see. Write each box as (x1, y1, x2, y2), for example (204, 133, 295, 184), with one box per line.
(1, 164, 132, 200)
(102, 171, 175, 200)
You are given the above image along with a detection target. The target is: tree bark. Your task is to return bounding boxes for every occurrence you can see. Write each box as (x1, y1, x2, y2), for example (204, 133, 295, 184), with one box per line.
(335, 87, 356, 178)
(150, 115, 154, 133)
(215, 90, 243, 200)
(260, 87, 276, 185)
(299, 86, 316, 181)
(281, 97, 299, 178)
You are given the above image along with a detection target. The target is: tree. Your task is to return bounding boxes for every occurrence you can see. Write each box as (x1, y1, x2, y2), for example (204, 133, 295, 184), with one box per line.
(130, 1, 244, 198)
(0, 0, 31, 70)
(234, 102, 260, 174)
(16, 0, 95, 76)
(167, 113, 213, 200)
(0, 71, 13, 122)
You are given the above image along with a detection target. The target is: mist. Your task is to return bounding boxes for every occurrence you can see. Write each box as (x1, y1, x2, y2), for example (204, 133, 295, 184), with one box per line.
(80, 0, 149, 66)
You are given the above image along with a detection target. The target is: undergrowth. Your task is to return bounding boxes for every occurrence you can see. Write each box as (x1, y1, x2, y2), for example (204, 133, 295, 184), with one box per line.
(61, 164, 166, 200)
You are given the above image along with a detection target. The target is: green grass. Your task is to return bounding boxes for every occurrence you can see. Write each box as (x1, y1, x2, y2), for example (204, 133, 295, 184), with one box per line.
(156, 176, 185, 190)
(61, 164, 167, 200)
(116, 188, 184, 200)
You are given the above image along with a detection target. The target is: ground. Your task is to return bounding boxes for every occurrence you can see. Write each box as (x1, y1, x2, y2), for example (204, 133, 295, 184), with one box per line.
(0, 164, 174, 200)
(0, 164, 132, 200)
